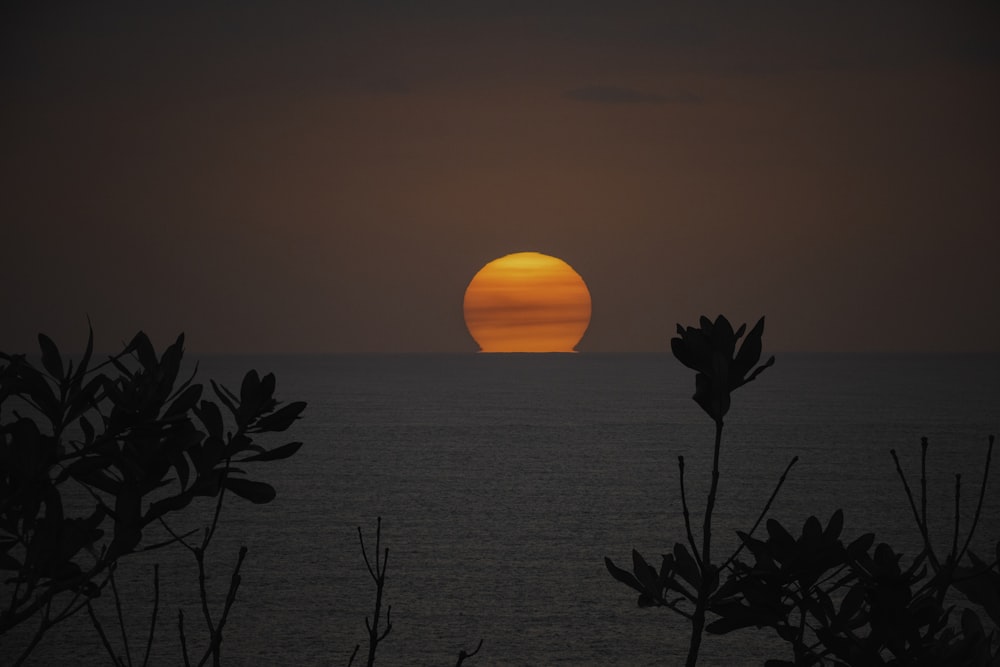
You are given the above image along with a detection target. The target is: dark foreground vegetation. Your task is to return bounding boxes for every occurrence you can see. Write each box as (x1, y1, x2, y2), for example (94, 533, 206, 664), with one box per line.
(0, 330, 480, 666)
(1, 321, 997, 665)
(607, 316, 1000, 666)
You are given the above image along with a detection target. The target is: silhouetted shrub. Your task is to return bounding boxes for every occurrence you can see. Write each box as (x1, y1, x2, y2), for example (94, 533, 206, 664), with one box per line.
(606, 315, 999, 665)
(0, 330, 305, 665)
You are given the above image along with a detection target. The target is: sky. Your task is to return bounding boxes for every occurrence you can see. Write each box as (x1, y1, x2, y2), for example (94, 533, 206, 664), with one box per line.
(2, 1, 999, 354)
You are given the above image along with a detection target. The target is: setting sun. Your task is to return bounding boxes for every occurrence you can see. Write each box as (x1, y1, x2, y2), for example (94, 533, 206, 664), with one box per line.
(463, 252, 592, 352)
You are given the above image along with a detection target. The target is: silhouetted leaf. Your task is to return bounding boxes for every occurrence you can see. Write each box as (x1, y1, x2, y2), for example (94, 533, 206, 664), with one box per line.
(605, 557, 644, 594)
(195, 400, 224, 439)
(705, 608, 759, 634)
(767, 519, 796, 557)
(802, 516, 822, 543)
(171, 451, 191, 490)
(156, 334, 185, 395)
(250, 401, 307, 433)
(239, 371, 262, 422)
(737, 530, 776, 572)
(673, 543, 701, 589)
(210, 380, 239, 419)
(79, 414, 94, 443)
(126, 332, 156, 369)
(837, 584, 866, 626)
(37, 334, 63, 379)
(873, 543, 900, 573)
(260, 372, 276, 403)
(164, 384, 202, 420)
(632, 550, 659, 592)
(238, 441, 303, 462)
(65, 375, 104, 426)
(70, 324, 95, 387)
(824, 509, 844, 544)
(847, 533, 875, 559)
(223, 433, 254, 459)
(224, 478, 276, 504)
(17, 365, 60, 420)
(732, 317, 765, 379)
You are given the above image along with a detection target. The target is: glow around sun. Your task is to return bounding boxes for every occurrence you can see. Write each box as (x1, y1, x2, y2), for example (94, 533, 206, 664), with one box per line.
(463, 252, 592, 352)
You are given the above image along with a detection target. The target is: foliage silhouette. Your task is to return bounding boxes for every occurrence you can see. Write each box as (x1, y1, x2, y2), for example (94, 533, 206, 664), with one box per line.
(606, 315, 1000, 665)
(0, 330, 304, 664)
(347, 517, 484, 667)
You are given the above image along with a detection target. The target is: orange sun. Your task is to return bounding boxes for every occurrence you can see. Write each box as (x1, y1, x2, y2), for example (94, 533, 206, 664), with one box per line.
(463, 252, 592, 352)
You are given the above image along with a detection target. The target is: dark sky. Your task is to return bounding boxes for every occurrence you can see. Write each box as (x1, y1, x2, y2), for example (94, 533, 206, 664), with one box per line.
(3, 1, 998, 353)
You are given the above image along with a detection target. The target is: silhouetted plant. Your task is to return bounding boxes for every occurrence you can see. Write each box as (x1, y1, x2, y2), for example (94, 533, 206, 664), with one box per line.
(347, 517, 483, 667)
(0, 330, 305, 665)
(606, 315, 778, 666)
(709, 437, 999, 665)
(350, 517, 392, 667)
(605, 315, 1000, 665)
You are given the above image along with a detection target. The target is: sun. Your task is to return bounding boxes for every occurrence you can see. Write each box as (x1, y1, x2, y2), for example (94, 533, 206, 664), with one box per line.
(463, 252, 592, 352)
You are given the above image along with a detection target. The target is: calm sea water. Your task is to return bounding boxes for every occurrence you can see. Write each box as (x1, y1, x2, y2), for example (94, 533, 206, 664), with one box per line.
(10, 353, 1000, 666)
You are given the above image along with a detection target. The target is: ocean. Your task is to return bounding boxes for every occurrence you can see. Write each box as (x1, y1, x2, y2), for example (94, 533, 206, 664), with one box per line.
(8, 353, 1000, 665)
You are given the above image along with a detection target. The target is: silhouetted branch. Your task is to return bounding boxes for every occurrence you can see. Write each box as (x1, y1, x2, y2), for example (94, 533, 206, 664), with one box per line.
(721, 456, 798, 573)
(196, 546, 248, 667)
(677, 456, 701, 565)
(921, 437, 929, 547)
(195, 549, 214, 635)
(358, 518, 392, 667)
(957, 434, 994, 564)
(891, 447, 940, 570)
(109, 565, 133, 667)
(140, 565, 160, 667)
(178, 609, 191, 667)
(455, 638, 484, 666)
(686, 420, 724, 667)
(952, 474, 962, 559)
(87, 601, 123, 667)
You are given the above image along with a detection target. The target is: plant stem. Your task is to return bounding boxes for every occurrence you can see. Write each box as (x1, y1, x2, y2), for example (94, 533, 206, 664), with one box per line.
(685, 419, 724, 667)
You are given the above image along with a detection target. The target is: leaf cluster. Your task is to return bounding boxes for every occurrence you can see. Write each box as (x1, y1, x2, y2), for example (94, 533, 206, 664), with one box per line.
(607, 313, 999, 666)
(0, 330, 305, 655)
(712, 508, 999, 666)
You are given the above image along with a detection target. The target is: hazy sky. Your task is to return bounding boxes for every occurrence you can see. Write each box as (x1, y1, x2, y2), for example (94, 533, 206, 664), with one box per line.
(3, 2, 998, 353)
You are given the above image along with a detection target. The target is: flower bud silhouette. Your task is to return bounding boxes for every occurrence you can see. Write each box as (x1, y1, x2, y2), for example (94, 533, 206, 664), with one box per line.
(671, 315, 774, 423)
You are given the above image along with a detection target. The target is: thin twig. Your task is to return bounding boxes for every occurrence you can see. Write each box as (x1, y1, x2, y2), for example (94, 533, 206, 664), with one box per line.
(678, 456, 702, 565)
(196, 548, 214, 635)
(358, 518, 392, 667)
(721, 456, 799, 573)
(202, 460, 232, 549)
(920, 437, 929, 546)
(109, 564, 134, 667)
(196, 546, 248, 667)
(455, 638, 484, 666)
(14, 601, 53, 667)
(87, 601, 123, 667)
(890, 448, 939, 570)
(178, 609, 191, 667)
(685, 419, 724, 667)
(141, 564, 160, 667)
(951, 474, 961, 561)
(957, 435, 995, 564)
